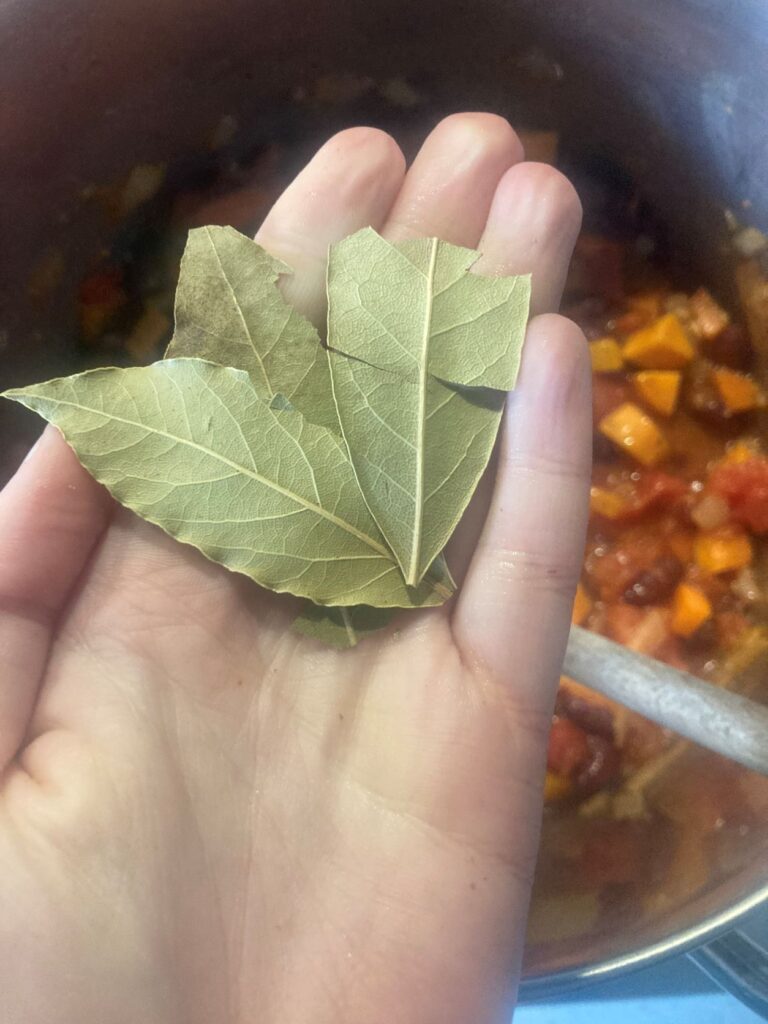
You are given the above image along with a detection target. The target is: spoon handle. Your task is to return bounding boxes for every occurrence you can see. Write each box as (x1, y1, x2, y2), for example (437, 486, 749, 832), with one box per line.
(564, 625, 768, 777)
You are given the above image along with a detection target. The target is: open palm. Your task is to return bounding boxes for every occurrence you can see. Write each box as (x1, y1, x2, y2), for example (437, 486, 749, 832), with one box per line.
(0, 114, 589, 1024)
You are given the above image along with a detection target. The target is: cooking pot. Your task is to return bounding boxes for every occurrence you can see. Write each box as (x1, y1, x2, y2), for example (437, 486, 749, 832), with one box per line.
(2, 0, 767, 1010)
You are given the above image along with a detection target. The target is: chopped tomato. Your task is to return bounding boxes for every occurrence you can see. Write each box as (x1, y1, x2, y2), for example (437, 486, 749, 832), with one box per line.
(585, 529, 680, 604)
(590, 471, 688, 526)
(708, 457, 768, 533)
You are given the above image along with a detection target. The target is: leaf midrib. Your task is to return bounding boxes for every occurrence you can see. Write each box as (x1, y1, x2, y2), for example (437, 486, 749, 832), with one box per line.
(408, 237, 438, 586)
(204, 227, 273, 399)
(21, 391, 393, 558)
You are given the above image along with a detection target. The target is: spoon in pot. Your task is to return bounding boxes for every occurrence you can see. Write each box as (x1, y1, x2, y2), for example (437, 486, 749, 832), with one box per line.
(564, 625, 768, 777)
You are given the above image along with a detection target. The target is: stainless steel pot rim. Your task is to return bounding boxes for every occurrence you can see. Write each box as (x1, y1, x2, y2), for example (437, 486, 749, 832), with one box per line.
(520, 874, 768, 999)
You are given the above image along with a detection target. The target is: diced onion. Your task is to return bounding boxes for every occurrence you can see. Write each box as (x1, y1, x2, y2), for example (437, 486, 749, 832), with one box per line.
(627, 608, 670, 655)
(691, 494, 730, 531)
(732, 566, 761, 603)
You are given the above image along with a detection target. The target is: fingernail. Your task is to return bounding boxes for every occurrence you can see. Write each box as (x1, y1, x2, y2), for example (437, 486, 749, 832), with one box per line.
(22, 434, 44, 463)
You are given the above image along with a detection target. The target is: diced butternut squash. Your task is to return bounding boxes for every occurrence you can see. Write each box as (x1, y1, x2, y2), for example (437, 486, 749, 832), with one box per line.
(543, 771, 572, 803)
(589, 337, 624, 372)
(623, 313, 695, 369)
(671, 583, 712, 638)
(632, 370, 681, 416)
(589, 486, 628, 519)
(723, 439, 762, 464)
(694, 528, 753, 575)
(711, 367, 766, 414)
(598, 402, 670, 466)
(688, 288, 730, 340)
(572, 582, 593, 625)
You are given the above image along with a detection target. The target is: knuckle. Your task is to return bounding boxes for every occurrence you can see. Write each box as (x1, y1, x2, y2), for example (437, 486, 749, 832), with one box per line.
(483, 545, 582, 599)
(500, 447, 590, 482)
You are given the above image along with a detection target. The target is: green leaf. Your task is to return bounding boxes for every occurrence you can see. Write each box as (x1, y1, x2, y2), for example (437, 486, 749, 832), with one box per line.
(327, 228, 530, 585)
(293, 604, 394, 648)
(166, 226, 339, 433)
(3, 359, 453, 608)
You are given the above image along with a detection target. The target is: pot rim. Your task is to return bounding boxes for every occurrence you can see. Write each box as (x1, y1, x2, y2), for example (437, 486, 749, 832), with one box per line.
(519, 872, 768, 999)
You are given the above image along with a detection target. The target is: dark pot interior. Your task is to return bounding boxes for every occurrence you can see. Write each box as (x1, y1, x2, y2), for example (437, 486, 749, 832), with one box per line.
(2, 0, 767, 992)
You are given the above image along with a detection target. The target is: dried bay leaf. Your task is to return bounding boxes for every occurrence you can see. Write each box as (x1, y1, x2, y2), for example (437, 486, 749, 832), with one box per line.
(166, 226, 339, 433)
(3, 227, 532, 646)
(165, 226, 392, 640)
(327, 228, 530, 585)
(3, 359, 453, 608)
(293, 604, 395, 649)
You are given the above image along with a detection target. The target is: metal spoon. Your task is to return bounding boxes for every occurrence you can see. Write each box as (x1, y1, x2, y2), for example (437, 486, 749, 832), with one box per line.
(564, 625, 768, 777)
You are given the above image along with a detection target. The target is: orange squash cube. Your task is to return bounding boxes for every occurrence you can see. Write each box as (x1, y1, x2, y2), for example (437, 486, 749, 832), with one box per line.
(694, 528, 753, 575)
(723, 439, 762, 464)
(572, 582, 593, 625)
(589, 486, 628, 519)
(589, 337, 624, 372)
(623, 313, 695, 369)
(671, 583, 713, 638)
(632, 370, 681, 416)
(598, 402, 670, 466)
(711, 368, 766, 414)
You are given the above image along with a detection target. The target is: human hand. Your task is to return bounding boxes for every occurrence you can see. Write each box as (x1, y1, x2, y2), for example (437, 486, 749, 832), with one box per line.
(0, 113, 588, 1024)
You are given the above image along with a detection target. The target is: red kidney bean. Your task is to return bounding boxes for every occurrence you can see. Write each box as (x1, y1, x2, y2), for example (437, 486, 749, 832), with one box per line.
(555, 689, 615, 740)
(623, 555, 683, 605)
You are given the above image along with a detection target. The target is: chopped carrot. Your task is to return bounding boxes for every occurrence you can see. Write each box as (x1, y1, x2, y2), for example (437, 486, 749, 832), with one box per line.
(544, 771, 572, 802)
(623, 313, 695, 369)
(598, 403, 670, 466)
(632, 370, 681, 416)
(694, 528, 753, 575)
(711, 367, 766, 414)
(670, 583, 712, 638)
(589, 486, 628, 519)
(572, 583, 593, 625)
(589, 337, 624, 372)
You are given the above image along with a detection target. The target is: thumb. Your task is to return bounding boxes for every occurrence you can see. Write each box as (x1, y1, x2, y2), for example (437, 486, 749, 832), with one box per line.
(454, 314, 591, 716)
(0, 426, 112, 771)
